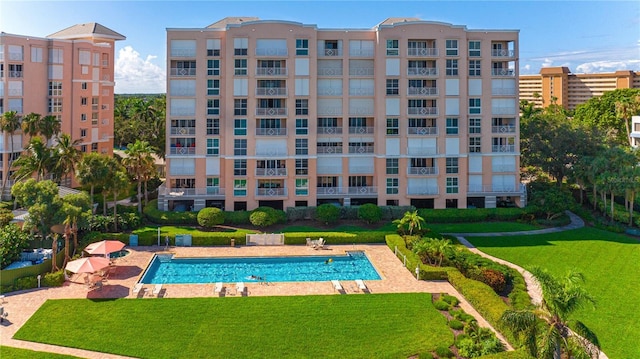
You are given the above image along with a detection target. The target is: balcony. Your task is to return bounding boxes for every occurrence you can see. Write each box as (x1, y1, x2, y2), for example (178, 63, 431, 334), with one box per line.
(317, 106, 342, 116)
(256, 87, 287, 96)
(170, 127, 196, 135)
(407, 187, 439, 195)
(348, 68, 374, 77)
(317, 127, 343, 135)
(256, 168, 287, 176)
(318, 68, 343, 76)
(491, 49, 515, 58)
(159, 184, 225, 198)
(349, 88, 374, 96)
(348, 186, 377, 196)
(256, 108, 287, 116)
(407, 147, 437, 156)
(255, 48, 288, 57)
(317, 146, 343, 154)
(407, 87, 438, 96)
(170, 68, 196, 77)
(407, 48, 438, 57)
(408, 167, 438, 175)
(348, 146, 374, 154)
(350, 49, 374, 57)
(408, 127, 438, 135)
(348, 166, 373, 174)
(491, 125, 516, 134)
(256, 188, 287, 197)
(256, 128, 287, 136)
(348, 127, 374, 135)
(317, 87, 342, 96)
(492, 107, 516, 115)
(468, 185, 518, 193)
(492, 88, 517, 96)
(255, 147, 287, 156)
(492, 145, 516, 153)
(317, 165, 342, 174)
(170, 49, 196, 57)
(320, 48, 342, 57)
(256, 67, 288, 76)
(9, 71, 23, 78)
(317, 187, 346, 195)
(349, 107, 374, 116)
(407, 68, 437, 77)
(408, 107, 438, 116)
(169, 147, 196, 155)
(491, 68, 515, 77)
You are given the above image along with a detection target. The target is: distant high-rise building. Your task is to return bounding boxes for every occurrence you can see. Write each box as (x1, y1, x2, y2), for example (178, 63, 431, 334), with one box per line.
(162, 17, 523, 211)
(519, 66, 640, 110)
(0, 23, 125, 194)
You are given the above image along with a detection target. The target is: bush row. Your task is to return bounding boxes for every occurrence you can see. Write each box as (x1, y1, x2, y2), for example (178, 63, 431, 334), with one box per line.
(0, 270, 65, 294)
(284, 231, 387, 245)
(417, 207, 533, 223)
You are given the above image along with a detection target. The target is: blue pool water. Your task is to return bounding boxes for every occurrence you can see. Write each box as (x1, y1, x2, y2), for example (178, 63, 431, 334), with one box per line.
(139, 251, 380, 284)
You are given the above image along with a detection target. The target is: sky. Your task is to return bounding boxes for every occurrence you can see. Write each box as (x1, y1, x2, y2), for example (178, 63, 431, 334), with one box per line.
(1, 0, 639, 94)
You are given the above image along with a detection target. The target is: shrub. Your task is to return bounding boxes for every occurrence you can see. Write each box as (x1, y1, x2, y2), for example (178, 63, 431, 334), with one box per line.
(249, 207, 286, 227)
(433, 299, 451, 311)
(357, 204, 382, 224)
(144, 199, 198, 225)
(339, 206, 359, 220)
(448, 319, 464, 330)
(197, 207, 225, 228)
(286, 206, 315, 221)
(0, 208, 13, 226)
(468, 268, 507, 293)
(315, 204, 340, 224)
(441, 294, 460, 307)
(0, 224, 33, 269)
(434, 346, 454, 358)
(224, 211, 251, 225)
(42, 270, 65, 287)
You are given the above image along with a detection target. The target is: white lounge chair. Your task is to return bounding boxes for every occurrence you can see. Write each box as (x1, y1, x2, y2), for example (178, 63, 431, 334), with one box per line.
(214, 282, 223, 293)
(314, 238, 325, 250)
(236, 282, 246, 296)
(355, 279, 368, 292)
(331, 280, 343, 292)
(132, 283, 143, 293)
(152, 284, 163, 296)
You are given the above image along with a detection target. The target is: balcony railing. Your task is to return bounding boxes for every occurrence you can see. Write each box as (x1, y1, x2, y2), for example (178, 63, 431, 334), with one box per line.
(9, 71, 23, 78)
(491, 68, 515, 76)
(256, 87, 287, 96)
(348, 146, 374, 154)
(256, 128, 287, 136)
(348, 68, 374, 76)
(407, 87, 438, 96)
(491, 125, 516, 133)
(256, 188, 287, 197)
(8, 52, 23, 61)
(317, 127, 343, 135)
(407, 186, 439, 195)
(348, 186, 377, 195)
(255, 48, 288, 56)
(169, 167, 195, 175)
(321, 48, 342, 57)
(256, 168, 287, 176)
(468, 185, 518, 193)
(492, 145, 516, 153)
(492, 107, 516, 115)
(349, 88, 374, 96)
(408, 127, 438, 135)
(8, 88, 22, 96)
(407, 48, 438, 57)
(408, 107, 438, 116)
(256, 108, 287, 116)
(170, 49, 197, 57)
(170, 127, 196, 135)
(492, 88, 517, 96)
(317, 87, 342, 96)
(408, 167, 438, 175)
(348, 127, 374, 135)
(256, 67, 288, 76)
(169, 147, 196, 155)
(407, 146, 437, 156)
(317, 68, 343, 76)
(102, 60, 109, 67)
(317, 187, 346, 195)
(491, 49, 515, 57)
(170, 68, 196, 76)
(255, 147, 287, 156)
(407, 68, 437, 76)
(159, 185, 225, 197)
(349, 49, 374, 57)
(316, 146, 343, 154)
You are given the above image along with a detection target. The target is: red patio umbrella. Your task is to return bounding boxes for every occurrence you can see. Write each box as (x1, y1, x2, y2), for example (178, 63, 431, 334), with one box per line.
(65, 257, 111, 274)
(84, 240, 126, 257)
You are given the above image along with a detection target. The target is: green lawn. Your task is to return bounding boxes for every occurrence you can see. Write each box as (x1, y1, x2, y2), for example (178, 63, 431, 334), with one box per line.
(467, 227, 640, 359)
(15, 294, 452, 359)
(0, 346, 80, 359)
(428, 221, 541, 234)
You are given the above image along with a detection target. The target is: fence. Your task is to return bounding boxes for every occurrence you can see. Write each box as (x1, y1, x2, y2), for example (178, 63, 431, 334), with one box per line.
(246, 234, 285, 246)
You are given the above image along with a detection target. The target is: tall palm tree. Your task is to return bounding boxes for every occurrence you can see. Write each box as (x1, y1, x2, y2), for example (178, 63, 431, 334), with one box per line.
(21, 112, 42, 140)
(0, 111, 22, 197)
(58, 192, 91, 258)
(76, 153, 110, 212)
(122, 140, 156, 213)
(53, 133, 82, 186)
(104, 169, 130, 232)
(500, 267, 600, 359)
(615, 96, 640, 147)
(12, 137, 53, 182)
(39, 114, 62, 146)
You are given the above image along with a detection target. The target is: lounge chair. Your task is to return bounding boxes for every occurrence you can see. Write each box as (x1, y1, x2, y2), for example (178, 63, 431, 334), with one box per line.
(214, 282, 223, 293)
(0, 307, 7, 323)
(331, 280, 343, 292)
(132, 283, 144, 295)
(355, 279, 369, 293)
(306, 238, 312, 246)
(152, 284, 163, 297)
(314, 238, 325, 250)
(236, 282, 246, 296)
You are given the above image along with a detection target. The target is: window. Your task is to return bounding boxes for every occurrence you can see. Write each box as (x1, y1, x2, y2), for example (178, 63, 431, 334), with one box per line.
(386, 178, 399, 194)
(81, 145, 87, 153)
(81, 82, 87, 90)
(296, 118, 308, 135)
(469, 41, 481, 57)
(207, 99, 219, 115)
(234, 99, 247, 116)
(80, 97, 87, 106)
(234, 38, 248, 56)
(446, 177, 459, 194)
(206, 138, 219, 156)
(446, 117, 458, 135)
(469, 137, 481, 153)
(91, 143, 98, 152)
(207, 178, 220, 194)
(31, 47, 43, 62)
(234, 59, 247, 75)
(446, 59, 458, 76)
(386, 39, 399, 56)
(234, 160, 247, 176)
(296, 159, 308, 175)
(234, 139, 247, 156)
(446, 157, 459, 174)
(48, 82, 62, 96)
(207, 39, 221, 56)
(207, 118, 220, 135)
(295, 178, 308, 195)
(81, 114, 87, 122)
(207, 60, 220, 76)
(469, 60, 481, 76)
(295, 99, 308, 115)
(207, 79, 219, 95)
(80, 129, 87, 137)
(234, 119, 247, 136)
(386, 79, 399, 95)
(48, 98, 62, 113)
(469, 118, 481, 134)
(386, 158, 399, 174)
(8, 64, 23, 77)
(296, 138, 308, 155)
(469, 98, 481, 114)
(49, 48, 63, 64)
(386, 118, 399, 135)
(445, 40, 458, 56)
(296, 39, 309, 55)
(234, 179, 247, 196)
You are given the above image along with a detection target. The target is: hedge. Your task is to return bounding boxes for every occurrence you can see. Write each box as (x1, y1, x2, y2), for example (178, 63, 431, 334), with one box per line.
(476, 348, 534, 359)
(144, 199, 198, 225)
(417, 208, 533, 223)
(285, 231, 388, 245)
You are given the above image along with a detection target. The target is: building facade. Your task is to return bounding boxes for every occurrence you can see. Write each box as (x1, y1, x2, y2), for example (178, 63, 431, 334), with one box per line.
(0, 23, 125, 195)
(520, 66, 640, 110)
(161, 17, 523, 212)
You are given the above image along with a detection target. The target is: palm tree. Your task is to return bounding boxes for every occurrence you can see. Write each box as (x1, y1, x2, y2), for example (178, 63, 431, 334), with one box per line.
(500, 267, 600, 359)
(615, 96, 640, 147)
(393, 210, 426, 236)
(122, 140, 156, 213)
(59, 192, 91, 253)
(21, 112, 42, 140)
(104, 169, 130, 232)
(76, 153, 110, 212)
(413, 237, 452, 267)
(0, 111, 22, 197)
(53, 133, 82, 185)
(39, 114, 61, 146)
(12, 137, 53, 182)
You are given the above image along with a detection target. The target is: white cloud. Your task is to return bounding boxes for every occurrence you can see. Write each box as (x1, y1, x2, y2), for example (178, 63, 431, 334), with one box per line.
(114, 46, 165, 94)
(541, 58, 554, 68)
(575, 60, 640, 74)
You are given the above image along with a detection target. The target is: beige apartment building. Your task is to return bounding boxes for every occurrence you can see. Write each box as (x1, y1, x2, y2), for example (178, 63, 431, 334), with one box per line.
(161, 17, 523, 212)
(520, 66, 640, 110)
(0, 23, 125, 195)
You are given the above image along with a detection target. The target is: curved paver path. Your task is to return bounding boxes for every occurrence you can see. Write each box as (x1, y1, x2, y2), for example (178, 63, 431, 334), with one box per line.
(447, 210, 607, 359)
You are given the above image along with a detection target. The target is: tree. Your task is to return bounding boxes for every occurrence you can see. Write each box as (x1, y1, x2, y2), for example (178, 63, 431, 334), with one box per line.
(357, 203, 382, 224)
(21, 112, 42, 140)
(53, 133, 82, 185)
(413, 237, 452, 267)
(0, 111, 22, 197)
(12, 137, 54, 182)
(393, 210, 425, 236)
(315, 203, 340, 225)
(500, 267, 600, 359)
(122, 140, 156, 213)
(39, 114, 61, 146)
(56, 192, 91, 265)
(0, 224, 32, 269)
(103, 169, 130, 232)
(197, 207, 225, 228)
(76, 152, 111, 212)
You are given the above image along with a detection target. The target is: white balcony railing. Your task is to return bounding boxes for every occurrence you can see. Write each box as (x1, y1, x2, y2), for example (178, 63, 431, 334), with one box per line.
(348, 68, 374, 76)
(159, 185, 225, 197)
(408, 167, 438, 175)
(8, 88, 22, 96)
(407, 186, 439, 195)
(170, 49, 197, 57)
(317, 187, 346, 195)
(316, 146, 343, 154)
(317, 127, 343, 135)
(256, 188, 287, 197)
(348, 186, 377, 195)
(407, 87, 438, 96)
(317, 68, 343, 76)
(256, 88, 287, 96)
(170, 68, 196, 76)
(255, 108, 287, 116)
(491, 68, 515, 77)
(491, 49, 515, 57)
(169, 147, 196, 155)
(348, 127, 374, 135)
(256, 128, 287, 136)
(256, 168, 287, 176)
(408, 127, 438, 135)
(321, 48, 342, 57)
(255, 147, 288, 156)
(492, 145, 516, 153)
(491, 125, 516, 134)
(468, 185, 518, 193)
(255, 48, 288, 56)
(348, 146, 374, 154)
(317, 87, 343, 96)
(9, 71, 23, 78)
(407, 146, 437, 156)
(255, 67, 288, 76)
(170, 127, 196, 135)
(407, 48, 438, 57)
(408, 107, 438, 116)
(407, 68, 438, 76)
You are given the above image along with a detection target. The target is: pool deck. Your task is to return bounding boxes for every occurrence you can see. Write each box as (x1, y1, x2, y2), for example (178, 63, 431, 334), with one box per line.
(0, 244, 512, 358)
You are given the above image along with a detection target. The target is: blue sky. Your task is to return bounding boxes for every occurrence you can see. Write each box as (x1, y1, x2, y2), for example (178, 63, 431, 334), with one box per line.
(1, 1, 638, 93)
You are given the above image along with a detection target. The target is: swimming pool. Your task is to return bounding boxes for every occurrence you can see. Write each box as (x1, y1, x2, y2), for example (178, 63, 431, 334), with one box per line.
(139, 251, 380, 284)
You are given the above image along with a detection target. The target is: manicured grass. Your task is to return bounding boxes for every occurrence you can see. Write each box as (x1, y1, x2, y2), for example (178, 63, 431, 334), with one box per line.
(281, 222, 397, 233)
(135, 225, 256, 238)
(0, 346, 80, 358)
(15, 293, 452, 359)
(467, 227, 640, 359)
(427, 221, 541, 234)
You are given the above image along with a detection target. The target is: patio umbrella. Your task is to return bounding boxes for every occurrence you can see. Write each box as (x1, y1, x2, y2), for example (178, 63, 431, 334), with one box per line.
(65, 257, 111, 274)
(84, 240, 126, 257)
